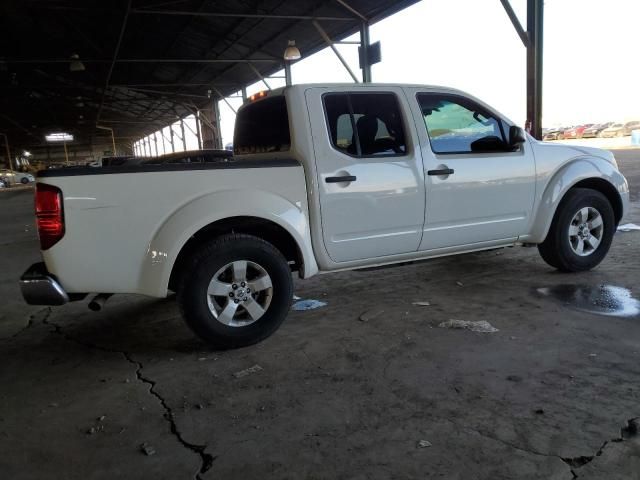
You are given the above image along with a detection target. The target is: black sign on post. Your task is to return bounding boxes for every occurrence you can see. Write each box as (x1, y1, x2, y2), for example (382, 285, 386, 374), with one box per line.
(358, 41, 381, 69)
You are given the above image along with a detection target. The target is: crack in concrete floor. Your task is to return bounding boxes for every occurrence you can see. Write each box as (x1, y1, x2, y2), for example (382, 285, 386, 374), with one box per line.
(6, 307, 49, 339)
(9, 301, 638, 479)
(40, 313, 215, 479)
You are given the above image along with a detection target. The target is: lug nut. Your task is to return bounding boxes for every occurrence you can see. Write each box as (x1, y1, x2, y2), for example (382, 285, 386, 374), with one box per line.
(232, 284, 238, 290)
(246, 288, 251, 293)
(229, 292, 234, 298)
(234, 299, 239, 304)
(241, 282, 246, 287)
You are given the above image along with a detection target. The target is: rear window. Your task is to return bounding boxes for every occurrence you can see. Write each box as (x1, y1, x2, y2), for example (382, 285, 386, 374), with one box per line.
(234, 96, 291, 154)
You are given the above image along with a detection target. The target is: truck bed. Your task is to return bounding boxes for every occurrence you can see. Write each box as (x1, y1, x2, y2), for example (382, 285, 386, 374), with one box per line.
(37, 158, 307, 296)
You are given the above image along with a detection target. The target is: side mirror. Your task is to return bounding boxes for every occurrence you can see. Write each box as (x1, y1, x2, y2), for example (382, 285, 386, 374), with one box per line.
(509, 126, 526, 147)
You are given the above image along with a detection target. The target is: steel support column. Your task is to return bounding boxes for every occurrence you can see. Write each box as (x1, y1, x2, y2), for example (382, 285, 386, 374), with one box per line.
(527, 0, 544, 140)
(284, 61, 292, 86)
(0, 133, 14, 173)
(180, 119, 187, 150)
(360, 22, 372, 83)
(195, 111, 202, 150)
(198, 103, 222, 149)
(500, 0, 544, 140)
(63, 142, 69, 165)
(212, 101, 222, 149)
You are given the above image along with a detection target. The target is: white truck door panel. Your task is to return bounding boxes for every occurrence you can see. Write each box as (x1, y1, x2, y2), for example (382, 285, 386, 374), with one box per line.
(407, 88, 536, 250)
(305, 87, 426, 263)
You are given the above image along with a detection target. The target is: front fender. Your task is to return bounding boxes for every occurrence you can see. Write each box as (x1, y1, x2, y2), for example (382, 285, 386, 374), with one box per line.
(527, 156, 629, 243)
(138, 189, 317, 297)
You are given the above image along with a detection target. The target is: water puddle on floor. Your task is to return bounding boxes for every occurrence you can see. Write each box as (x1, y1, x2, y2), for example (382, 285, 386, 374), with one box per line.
(537, 285, 640, 317)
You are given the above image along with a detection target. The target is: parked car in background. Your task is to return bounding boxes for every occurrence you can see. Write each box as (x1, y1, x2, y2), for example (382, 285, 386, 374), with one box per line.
(0, 169, 35, 184)
(563, 124, 593, 139)
(543, 127, 567, 141)
(623, 121, 640, 136)
(601, 123, 625, 138)
(582, 122, 613, 138)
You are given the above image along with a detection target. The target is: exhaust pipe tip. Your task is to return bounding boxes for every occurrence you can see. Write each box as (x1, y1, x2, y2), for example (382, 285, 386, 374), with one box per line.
(88, 293, 113, 312)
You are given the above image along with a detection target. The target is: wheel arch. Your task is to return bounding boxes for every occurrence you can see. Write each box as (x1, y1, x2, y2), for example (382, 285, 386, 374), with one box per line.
(570, 177, 623, 225)
(168, 216, 304, 292)
(137, 189, 318, 297)
(526, 158, 628, 244)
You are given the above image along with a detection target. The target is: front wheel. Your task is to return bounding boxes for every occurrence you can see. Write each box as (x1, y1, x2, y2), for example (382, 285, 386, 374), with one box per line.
(538, 188, 615, 272)
(177, 234, 293, 348)
(20, 177, 29, 184)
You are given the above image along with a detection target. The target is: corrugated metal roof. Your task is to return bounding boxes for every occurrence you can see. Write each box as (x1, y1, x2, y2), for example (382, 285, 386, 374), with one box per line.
(0, 0, 419, 150)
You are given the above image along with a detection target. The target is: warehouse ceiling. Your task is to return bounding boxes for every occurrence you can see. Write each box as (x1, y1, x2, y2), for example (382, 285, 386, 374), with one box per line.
(0, 0, 418, 150)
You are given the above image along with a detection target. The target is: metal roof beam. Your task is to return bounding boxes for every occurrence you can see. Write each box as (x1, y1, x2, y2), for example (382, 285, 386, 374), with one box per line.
(333, 0, 368, 21)
(131, 9, 356, 22)
(499, 0, 530, 47)
(96, 0, 132, 125)
(312, 20, 359, 83)
(247, 63, 272, 90)
(5, 58, 280, 64)
(110, 83, 240, 87)
(124, 87, 210, 99)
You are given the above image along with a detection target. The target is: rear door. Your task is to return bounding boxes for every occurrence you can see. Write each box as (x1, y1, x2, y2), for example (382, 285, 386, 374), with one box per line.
(406, 88, 536, 251)
(305, 87, 425, 263)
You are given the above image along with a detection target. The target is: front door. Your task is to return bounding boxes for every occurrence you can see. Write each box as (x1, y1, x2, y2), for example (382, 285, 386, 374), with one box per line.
(306, 87, 426, 263)
(407, 89, 536, 251)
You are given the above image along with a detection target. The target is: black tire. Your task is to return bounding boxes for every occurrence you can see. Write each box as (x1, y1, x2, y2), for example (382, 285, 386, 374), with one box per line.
(20, 177, 28, 184)
(538, 188, 615, 272)
(176, 234, 293, 349)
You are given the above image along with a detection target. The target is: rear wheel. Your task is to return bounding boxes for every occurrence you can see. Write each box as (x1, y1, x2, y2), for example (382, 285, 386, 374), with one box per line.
(20, 177, 29, 184)
(538, 188, 615, 272)
(177, 234, 293, 348)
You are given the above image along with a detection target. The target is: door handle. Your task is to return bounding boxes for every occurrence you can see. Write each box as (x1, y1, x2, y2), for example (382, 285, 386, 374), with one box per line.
(427, 168, 454, 176)
(325, 175, 357, 183)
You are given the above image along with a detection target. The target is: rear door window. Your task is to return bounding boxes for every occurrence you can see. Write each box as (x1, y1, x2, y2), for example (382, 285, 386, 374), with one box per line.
(234, 96, 290, 154)
(323, 92, 407, 157)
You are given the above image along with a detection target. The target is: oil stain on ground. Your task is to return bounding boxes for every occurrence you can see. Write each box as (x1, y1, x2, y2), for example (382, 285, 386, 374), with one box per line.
(537, 284, 640, 317)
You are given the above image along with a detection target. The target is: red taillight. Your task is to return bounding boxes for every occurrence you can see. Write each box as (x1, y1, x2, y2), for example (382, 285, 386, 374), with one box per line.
(35, 183, 64, 250)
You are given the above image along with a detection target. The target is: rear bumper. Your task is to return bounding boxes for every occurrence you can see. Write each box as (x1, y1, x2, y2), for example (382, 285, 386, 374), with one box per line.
(20, 262, 69, 305)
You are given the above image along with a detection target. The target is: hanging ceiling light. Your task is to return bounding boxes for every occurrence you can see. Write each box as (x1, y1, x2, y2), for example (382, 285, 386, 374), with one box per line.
(69, 54, 85, 72)
(283, 40, 301, 61)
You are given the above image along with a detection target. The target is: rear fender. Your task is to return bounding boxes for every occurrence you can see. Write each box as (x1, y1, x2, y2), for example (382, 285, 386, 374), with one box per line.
(138, 189, 317, 297)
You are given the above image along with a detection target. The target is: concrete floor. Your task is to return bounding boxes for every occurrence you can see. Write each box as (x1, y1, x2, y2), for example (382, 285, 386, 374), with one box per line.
(1, 150, 640, 479)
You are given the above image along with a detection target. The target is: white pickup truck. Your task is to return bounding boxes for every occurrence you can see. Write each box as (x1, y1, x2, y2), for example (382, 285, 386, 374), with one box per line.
(21, 84, 629, 348)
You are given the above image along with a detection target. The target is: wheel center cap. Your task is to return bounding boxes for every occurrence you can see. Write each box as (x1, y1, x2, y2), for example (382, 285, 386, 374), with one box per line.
(236, 288, 246, 298)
